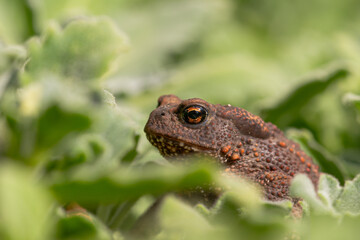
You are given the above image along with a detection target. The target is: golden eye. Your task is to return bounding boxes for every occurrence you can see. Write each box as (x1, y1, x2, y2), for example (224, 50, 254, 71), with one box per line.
(183, 105, 208, 124)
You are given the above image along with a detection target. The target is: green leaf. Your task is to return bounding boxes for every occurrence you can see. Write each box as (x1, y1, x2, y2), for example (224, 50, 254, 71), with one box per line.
(44, 134, 111, 173)
(343, 92, 360, 123)
(21, 17, 129, 84)
(0, 0, 35, 43)
(31, 0, 223, 94)
(0, 43, 26, 101)
(96, 103, 140, 162)
(49, 164, 216, 204)
(0, 163, 53, 240)
(216, 175, 262, 213)
(317, 174, 342, 211)
(290, 174, 331, 214)
(261, 66, 349, 128)
(37, 104, 92, 150)
(210, 192, 289, 240)
(286, 128, 347, 184)
(155, 196, 226, 240)
(300, 215, 360, 240)
(334, 174, 360, 215)
(56, 216, 98, 240)
(55, 214, 113, 240)
(2, 97, 93, 163)
(292, 173, 360, 216)
(209, 176, 291, 240)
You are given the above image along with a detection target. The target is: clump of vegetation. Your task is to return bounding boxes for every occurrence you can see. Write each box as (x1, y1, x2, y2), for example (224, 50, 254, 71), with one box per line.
(1, 0, 360, 239)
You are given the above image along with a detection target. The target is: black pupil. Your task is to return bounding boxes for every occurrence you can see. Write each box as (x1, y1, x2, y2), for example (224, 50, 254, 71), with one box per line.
(183, 105, 207, 124)
(188, 110, 201, 119)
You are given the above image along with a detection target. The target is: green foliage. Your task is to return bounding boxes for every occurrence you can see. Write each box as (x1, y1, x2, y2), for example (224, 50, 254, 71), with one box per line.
(1, 0, 360, 239)
(0, 163, 53, 240)
(261, 66, 349, 128)
(291, 173, 360, 216)
(21, 18, 128, 84)
(49, 164, 216, 204)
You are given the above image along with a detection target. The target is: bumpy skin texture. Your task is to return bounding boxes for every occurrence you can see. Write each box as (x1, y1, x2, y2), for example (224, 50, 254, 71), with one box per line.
(144, 95, 320, 201)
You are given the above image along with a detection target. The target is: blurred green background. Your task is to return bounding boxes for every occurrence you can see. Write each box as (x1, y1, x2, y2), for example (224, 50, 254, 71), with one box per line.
(1, 0, 360, 239)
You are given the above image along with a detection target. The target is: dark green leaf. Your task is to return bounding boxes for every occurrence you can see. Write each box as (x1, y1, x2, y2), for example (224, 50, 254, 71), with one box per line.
(49, 164, 216, 204)
(287, 129, 348, 184)
(261, 67, 349, 128)
(37, 105, 92, 150)
(56, 216, 97, 240)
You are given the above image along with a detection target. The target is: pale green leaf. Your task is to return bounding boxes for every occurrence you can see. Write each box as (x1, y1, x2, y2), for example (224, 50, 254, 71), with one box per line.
(156, 196, 227, 240)
(290, 174, 331, 214)
(0, 163, 53, 240)
(317, 173, 342, 210)
(21, 17, 129, 84)
(334, 174, 360, 215)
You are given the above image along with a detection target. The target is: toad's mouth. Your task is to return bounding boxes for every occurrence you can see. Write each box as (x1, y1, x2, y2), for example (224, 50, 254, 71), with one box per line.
(145, 133, 215, 158)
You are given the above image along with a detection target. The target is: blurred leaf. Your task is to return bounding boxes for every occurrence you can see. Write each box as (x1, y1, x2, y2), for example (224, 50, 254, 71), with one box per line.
(210, 176, 290, 240)
(300, 215, 360, 240)
(335, 174, 360, 215)
(106, 0, 224, 94)
(292, 173, 360, 216)
(1, 0, 360, 239)
(49, 164, 216, 204)
(21, 17, 129, 84)
(127, 197, 163, 239)
(56, 213, 113, 240)
(343, 92, 360, 123)
(45, 134, 110, 173)
(102, 89, 117, 108)
(56, 216, 97, 240)
(0, 0, 35, 43)
(210, 192, 289, 240)
(120, 133, 140, 163)
(0, 44, 26, 99)
(37, 104, 91, 150)
(126, 53, 297, 114)
(290, 174, 331, 214)
(216, 175, 262, 213)
(317, 174, 342, 211)
(95, 95, 140, 161)
(31, 0, 224, 95)
(2, 82, 94, 163)
(0, 163, 53, 240)
(287, 129, 348, 184)
(261, 66, 349, 128)
(155, 196, 226, 240)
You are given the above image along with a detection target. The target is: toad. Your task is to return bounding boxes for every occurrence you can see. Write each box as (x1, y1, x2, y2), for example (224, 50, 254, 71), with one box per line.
(144, 95, 319, 201)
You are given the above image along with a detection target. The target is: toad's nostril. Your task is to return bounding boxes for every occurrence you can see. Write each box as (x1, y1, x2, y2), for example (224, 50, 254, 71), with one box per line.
(160, 112, 165, 116)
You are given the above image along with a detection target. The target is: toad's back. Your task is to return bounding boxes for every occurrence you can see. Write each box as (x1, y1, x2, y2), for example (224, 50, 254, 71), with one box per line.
(144, 95, 319, 201)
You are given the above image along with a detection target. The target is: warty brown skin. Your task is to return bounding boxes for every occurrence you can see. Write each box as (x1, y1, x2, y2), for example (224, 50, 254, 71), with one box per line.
(144, 95, 320, 201)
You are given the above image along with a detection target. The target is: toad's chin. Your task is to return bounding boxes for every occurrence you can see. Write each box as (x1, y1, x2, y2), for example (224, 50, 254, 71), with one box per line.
(146, 132, 218, 159)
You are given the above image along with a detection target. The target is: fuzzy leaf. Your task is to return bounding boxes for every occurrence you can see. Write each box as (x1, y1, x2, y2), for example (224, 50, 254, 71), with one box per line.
(49, 164, 216, 204)
(55, 214, 112, 240)
(21, 17, 128, 84)
(155, 196, 226, 240)
(0, 163, 53, 240)
(334, 175, 360, 215)
(343, 92, 360, 123)
(261, 66, 349, 128)
(0, 0, 34, 43)
(317, 173, 342, 210)
(290, 174, 331, 214)
(286, 128, 347, 184)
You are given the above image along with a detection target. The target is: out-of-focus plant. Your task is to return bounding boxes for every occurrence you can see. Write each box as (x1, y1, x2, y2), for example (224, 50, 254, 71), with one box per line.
(1, 0, 360, 239)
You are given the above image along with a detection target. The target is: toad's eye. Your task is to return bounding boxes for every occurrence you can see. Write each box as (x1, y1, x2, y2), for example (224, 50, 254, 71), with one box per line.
(182, 105, 208, 124)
